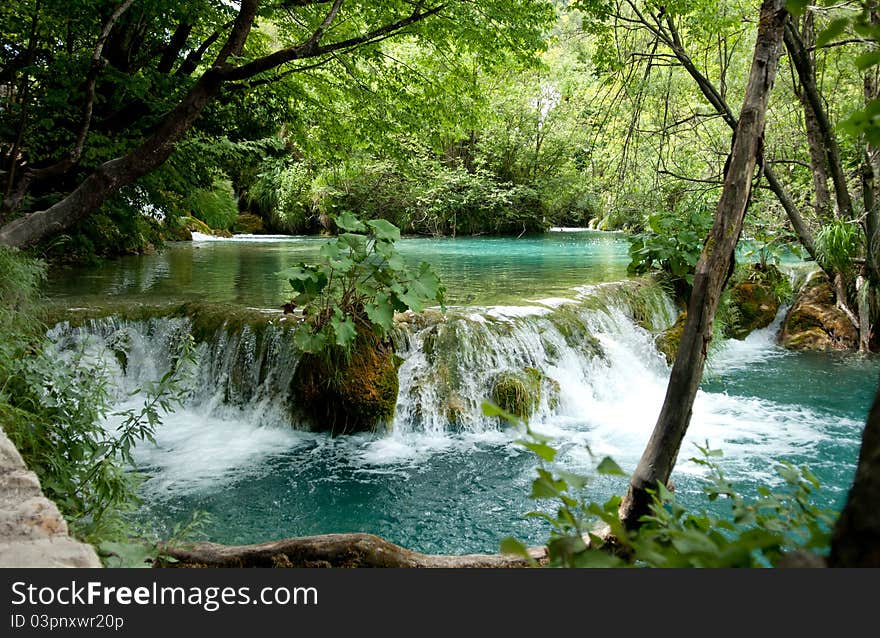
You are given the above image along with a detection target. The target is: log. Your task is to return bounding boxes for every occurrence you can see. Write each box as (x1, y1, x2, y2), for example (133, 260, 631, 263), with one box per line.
(159, 533, 549, 568)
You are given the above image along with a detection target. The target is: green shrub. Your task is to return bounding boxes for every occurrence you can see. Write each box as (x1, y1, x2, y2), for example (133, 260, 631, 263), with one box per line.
(815, 218, 862, 276)
(627, 200, 714, 287)
(284, 213, 445, 355)
(188, 178, 239, 231)
(412, 166, 548, 236)
(0, 248, 193, 543)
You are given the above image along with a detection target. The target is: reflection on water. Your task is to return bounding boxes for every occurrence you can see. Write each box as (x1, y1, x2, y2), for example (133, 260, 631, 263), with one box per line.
(46, 231, 632, 307)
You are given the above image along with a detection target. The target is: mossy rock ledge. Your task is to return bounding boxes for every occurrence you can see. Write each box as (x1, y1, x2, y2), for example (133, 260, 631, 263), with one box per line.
(290, 338, 402, 435)
(780, 272, 858, 351)
(725, 280, 779, 340)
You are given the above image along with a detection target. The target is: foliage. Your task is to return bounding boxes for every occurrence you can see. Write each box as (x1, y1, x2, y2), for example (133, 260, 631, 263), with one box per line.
(3, 332, 195, 542)
(284, 213, 445, 355)
(98, 510, 213, 568)
(187, 179, 239, 231)
(491, 402, 837, 568)
(0, 248, 195, 543)
(627, 197, 714, 286)
(815, 218, 863, 277)
(412, 166, 548, 236)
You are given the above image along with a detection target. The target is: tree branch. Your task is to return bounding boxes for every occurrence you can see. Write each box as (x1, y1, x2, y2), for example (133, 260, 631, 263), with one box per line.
(220, 3, 445, 82)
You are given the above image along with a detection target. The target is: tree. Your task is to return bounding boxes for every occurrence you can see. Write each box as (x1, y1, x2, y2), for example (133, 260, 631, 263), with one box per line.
(0, 0, 553, 249)
(618, 0, 790, 528)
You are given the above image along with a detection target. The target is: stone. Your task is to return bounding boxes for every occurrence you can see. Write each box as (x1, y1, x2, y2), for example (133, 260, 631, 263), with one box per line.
(726, 281, 779, 340)
(0, 538, 102, 568)
(0, 428, 101, 567)
(780, 272, 858, 351)
(291, 337, 401, 435)
(656, 311, 687, 365)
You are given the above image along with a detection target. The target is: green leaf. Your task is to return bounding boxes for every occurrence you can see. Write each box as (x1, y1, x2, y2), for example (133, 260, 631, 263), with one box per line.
(521, 441, 558, 462)
(815, 18, 850, 49)
(294, 326, 327, 353)
(499, 537, 531, 559)
(330, 312, 357, 348)
(364, 293, 395, 331)
(596, 457, 626, 476)
(481, 400, 523, 427)
(366, 218, 401, 241)
(335, 211, 367, 232)
(855, 51, 880, 71)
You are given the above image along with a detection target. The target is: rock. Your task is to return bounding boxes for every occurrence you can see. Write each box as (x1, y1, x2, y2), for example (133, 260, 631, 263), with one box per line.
(233, 213, 265, 235)
(184, 216, 232, 237)
(780, 272, 858, 351)
(725, 280, 779, 340)
(656, 311, 687, 365)
(491, 367, 543, 420)
(291, 337, 401, 435)
(0, 427, 101, 567)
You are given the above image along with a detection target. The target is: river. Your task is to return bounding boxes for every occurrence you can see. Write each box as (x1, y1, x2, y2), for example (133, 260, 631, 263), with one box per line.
(44, 230, 879, 554)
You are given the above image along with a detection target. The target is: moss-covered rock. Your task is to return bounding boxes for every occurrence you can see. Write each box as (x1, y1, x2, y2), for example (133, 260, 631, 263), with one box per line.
(656, 311, 686, 365)
(290, 337, 401, 435)
(491, 367, 543, 420)
(547, 307, 604, 359)
(725, 281, 779, 340)
(780, 272, 858, 351)
(184, 216, 233, 238)
(233, 214, 265, 235)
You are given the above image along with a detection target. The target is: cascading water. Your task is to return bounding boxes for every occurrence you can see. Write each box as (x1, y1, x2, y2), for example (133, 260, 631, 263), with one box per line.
(45, 278, 875, 553)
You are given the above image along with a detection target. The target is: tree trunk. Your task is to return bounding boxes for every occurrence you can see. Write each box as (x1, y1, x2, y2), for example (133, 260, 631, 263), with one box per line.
(784, 20, 854, 220)
(829, 380, 880, 566)
(618, 0, 788, 529)
(158, 533, 548, 568)
(792, 12, 832, 219)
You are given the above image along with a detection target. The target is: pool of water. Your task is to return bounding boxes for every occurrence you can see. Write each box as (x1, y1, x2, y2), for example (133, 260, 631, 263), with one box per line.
(46, 231, 632, 307)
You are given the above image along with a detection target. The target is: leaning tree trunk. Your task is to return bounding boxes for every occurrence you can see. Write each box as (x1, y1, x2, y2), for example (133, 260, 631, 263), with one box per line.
(791, 12, 832, 220)
(618, 0, 789, 529)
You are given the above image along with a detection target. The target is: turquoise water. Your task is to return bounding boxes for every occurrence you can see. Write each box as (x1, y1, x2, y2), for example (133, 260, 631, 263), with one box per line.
(45, 231, 879, 555)
(46, 231, 631, 308)
(120, 325, 877, 554)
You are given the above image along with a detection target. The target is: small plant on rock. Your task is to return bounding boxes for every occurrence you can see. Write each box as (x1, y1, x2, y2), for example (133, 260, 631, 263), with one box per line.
(285, 213, 445, 434)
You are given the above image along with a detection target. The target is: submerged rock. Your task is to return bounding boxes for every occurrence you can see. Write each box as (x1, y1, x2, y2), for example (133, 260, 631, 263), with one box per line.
(290, 337, 401, 435)
(780, 272, 858, 351)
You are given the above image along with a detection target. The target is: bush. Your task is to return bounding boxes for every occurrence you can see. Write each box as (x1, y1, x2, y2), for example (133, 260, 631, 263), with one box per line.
(0, 248, 193, 543)
(187, 178, 239, 231)
(412, 166, 548, 236)
(627, 199, 714, 288)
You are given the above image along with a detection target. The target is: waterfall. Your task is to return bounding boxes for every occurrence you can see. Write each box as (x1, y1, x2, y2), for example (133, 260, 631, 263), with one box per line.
(44, 276, 861, 504)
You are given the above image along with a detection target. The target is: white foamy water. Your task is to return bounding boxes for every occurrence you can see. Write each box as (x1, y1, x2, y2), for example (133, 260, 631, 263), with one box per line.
(46, 281, 861, 501)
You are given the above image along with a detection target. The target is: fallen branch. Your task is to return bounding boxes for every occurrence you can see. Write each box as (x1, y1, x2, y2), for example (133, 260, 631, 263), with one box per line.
(159, 533, 549, 568)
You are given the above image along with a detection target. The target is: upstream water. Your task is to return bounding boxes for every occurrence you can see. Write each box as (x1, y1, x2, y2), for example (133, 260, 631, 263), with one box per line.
(46, 231, 631, 307)
(45, 231, 879, 554)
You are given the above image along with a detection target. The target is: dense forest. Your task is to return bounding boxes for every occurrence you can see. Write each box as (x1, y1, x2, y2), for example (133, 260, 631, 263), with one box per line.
(1, 0, 879, 568)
